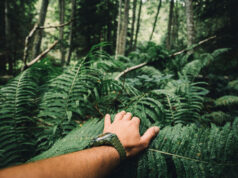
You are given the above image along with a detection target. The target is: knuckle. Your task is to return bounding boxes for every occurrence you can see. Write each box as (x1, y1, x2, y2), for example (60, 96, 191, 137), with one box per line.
(133, 117, 140, 122)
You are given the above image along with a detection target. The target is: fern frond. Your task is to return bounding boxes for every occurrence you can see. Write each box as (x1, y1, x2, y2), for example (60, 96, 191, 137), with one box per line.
(202, 111, 232, 125)
(29, 118, 238, 178)
(36, 61, 102, 151)
(215, 95, 238, 107)
(0, 68, 39, 168)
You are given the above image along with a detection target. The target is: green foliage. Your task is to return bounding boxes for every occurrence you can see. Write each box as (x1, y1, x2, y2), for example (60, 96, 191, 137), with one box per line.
(202, 111, 232, 126)
(0, 45, 237, 178)
(0, 68, 39, 167)
(29, 117, 238, 178)
(215, 95, 238, 107)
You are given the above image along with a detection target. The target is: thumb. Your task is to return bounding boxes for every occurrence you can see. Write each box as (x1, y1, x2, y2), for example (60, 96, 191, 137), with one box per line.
(104, 114, 111, 130)
(140, 126, 160, 147)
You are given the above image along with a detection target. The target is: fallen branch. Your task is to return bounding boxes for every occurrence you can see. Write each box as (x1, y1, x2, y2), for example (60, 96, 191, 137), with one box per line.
(23, 41, 58, 70)
(170, 35, 216, 57)
(38, 20, 72, 29)
(23, 24, 38, 65)
(115, 62, 147, 80)
(22, 20, 72, 63)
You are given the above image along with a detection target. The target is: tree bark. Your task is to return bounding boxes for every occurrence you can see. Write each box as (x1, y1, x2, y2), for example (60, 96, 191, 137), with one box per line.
(4, 0, 13, 74)
(171, 1, 179, 46)
(115, 0, 122, 57)
(166, 0, 174, 50)
(149, 0, 162, 41)
(130, 0, 137, 51)
(59, 0, 65, 65)
(31, 0, 49, 59)
(66, 0, 76, 65)
(185, 0, 195, 49)
(133, 0, 142, 50)
(118, 0, 130, 55)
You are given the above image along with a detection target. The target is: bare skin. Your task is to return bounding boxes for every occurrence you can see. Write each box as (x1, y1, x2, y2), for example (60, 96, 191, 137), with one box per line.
(0, 111, 160, 178)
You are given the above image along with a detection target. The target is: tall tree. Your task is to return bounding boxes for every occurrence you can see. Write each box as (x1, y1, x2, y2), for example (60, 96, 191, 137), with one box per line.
(4, 0, 12, 74)
(116, 0, 130, 56)
(166, 0, 174, 50)
(129, 0, 137, 51)
(31, 0, 49, 59)
(171, 0, 179, 47)
(133, 0, 142, 50)
(149, 0, 162, 41)
(66, 0, 76, 65)
(59, 0, 65, 65)
(115, 0, 122, 57)
(185, 0, 195, 49)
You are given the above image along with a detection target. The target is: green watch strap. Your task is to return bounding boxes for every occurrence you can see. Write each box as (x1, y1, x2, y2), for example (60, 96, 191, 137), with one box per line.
(90, 133, 127, 161)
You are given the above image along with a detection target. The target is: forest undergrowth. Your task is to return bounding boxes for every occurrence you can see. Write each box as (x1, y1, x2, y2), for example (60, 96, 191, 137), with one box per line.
(0, 43, 238, 177)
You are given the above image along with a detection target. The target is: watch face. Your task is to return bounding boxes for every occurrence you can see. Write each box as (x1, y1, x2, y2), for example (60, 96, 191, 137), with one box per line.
(95, 133, 114, 142)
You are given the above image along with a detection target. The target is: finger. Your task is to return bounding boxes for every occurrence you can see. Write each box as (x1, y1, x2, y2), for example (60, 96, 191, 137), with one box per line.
(140, 126, 160, 148)
(123, 112, 132, 121)
(114, 111, 126, 122)
(104, 114, 111, 129)
(131, 117, 140, 127)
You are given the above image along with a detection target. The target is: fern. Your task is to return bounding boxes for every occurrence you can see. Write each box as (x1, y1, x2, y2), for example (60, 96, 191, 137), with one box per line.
(182, 48, 229, 79)
(215, 95, 238, 107)
(227, 79, 238, 93)
(202, 111, 232, 125)
(29, 117, 238, 178)
(36, 60, 102, 152)
(0, 68, 39, 168)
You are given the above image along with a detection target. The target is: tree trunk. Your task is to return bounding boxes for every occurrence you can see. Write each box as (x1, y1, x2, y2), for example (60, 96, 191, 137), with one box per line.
(185, 0, 195, 49)
(133, 0, 142, 50)
(129, 0, 137, 51)
(171, 1, 179, 47)
(31, 0, 49, 59)
(66, 0, 76, 65)
(149, 0, 162, 41)
(166, 0, 174, 50)
(118, 0, 130, 55)
(59, 0, 65, 65)
(4, 0, 13, 74)
(115, 0, 122, 57)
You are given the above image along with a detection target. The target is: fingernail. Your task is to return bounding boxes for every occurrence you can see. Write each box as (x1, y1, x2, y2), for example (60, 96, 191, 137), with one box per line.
(154, 127, 160, 134)
(105, 114, 109, 117)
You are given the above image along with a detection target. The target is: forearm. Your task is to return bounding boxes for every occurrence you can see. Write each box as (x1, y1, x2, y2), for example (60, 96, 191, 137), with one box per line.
(0, 146, 120, 178)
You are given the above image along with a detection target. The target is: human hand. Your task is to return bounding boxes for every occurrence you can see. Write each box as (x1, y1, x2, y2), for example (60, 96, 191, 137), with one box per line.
(103, 111, 160, 157)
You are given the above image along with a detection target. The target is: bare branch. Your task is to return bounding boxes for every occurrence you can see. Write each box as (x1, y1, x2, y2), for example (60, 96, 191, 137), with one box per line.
(23, 24, 39, 65)
(170, 35, 216, 57)
(115, 62, 147, 80)
(23, 41, 58, 70)
(38, 20, 72, 29)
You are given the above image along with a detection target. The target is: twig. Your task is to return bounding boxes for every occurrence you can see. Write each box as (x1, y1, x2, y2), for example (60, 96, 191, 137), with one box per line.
(170, 35, 216, 57)
(38, 20, 72, 29)
(115, 62, 147, 80)
(23, 41, 58, 70)
(23, 24, 39, 65)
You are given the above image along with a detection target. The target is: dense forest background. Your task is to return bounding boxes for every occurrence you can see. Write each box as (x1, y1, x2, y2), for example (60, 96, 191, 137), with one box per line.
(0, 0, 238, 177)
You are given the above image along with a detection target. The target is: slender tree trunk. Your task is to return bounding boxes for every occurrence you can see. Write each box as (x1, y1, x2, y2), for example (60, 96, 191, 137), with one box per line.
(166, 0, 174, 50)
(130, 0, 137, 51)
(133, 0, 142, 50)
(115, 0, 122, 57)
(149, 0, 162, 41)
(4, 0, 13, 74)
(171, 1, 179, 47)
(185, 0, 195, 49)
(118, 0, 130, 55)
(59, 0, 65, 65)
(31, 0, 49, 59)
(66, 0, 76, 65)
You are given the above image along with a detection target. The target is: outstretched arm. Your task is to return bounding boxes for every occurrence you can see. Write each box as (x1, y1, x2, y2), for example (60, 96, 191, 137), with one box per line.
(0, 111, 160, 178)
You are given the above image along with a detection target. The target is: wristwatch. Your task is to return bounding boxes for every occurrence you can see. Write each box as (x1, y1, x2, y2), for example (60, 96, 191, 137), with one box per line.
(90, 132, 127, 161)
